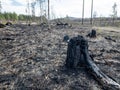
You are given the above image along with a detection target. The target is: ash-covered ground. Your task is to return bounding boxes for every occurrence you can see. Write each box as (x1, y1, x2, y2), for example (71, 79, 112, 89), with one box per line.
(0, 24, 120, 90)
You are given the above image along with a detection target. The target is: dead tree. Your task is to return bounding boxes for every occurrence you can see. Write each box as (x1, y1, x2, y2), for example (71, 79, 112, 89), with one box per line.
(31, 2, 36, 22)
(82, 0, 85, 25)
(0, 1, 2, 13)
(65, 35, 120, 89)
(90, 0, 93, 25)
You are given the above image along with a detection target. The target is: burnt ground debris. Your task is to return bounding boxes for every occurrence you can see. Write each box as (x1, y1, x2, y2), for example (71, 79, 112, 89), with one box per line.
(0, 24, 120, 90)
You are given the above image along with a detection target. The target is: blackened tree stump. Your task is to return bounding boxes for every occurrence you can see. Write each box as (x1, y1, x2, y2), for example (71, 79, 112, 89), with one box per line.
(65, 35, 120, 90)
(87, 29, 96, 38)
(65, 35, 87, 68)
(63, 35, 69, 42)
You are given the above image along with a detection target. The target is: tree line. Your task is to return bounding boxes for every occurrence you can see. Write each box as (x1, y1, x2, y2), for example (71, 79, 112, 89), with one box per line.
(0, 12, 47, 22)
(0, 12, 22, 21)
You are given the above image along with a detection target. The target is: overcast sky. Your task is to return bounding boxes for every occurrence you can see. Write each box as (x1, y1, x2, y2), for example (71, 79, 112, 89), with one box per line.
(1, 0, 120, 18)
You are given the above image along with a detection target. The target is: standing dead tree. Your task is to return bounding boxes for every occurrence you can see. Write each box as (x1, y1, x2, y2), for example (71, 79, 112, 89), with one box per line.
(48, 0, 50, 20)
(82, 0, 85, 25)
(31, 2, 36, 22)
(65, 35, 120, 90)
(36, 0, 47, 23)
(111, 2, 117, 25)
(0, 0, 2, 13)
(26, 0, 31, 25)
(90, 0, 93, 25)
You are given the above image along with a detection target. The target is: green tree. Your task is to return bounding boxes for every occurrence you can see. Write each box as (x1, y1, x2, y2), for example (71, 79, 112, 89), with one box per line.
(4, 12, 10, 20)
(18, 14, 24, 20)
(0, 13, 5, 20)
(12, 12, 18, 21)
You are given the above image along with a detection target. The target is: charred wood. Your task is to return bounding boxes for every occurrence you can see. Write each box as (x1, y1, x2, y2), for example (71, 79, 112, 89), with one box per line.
(56, 23, 71, 29)
(105, 36, 116, 42)
(0, 23, 6, 28)
(0, 37, 14, 41)
(65, 35, 120, 89)
(6, 22, 12, 26)
(63, 35, 69, 42)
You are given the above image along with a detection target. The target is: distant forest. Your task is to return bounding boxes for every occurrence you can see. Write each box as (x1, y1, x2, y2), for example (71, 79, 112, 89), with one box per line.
(0, 12, 47, 22)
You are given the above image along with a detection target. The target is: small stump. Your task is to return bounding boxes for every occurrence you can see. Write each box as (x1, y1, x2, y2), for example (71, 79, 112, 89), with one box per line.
(87, 29, 96, 38)
(63, 35, 69, 42)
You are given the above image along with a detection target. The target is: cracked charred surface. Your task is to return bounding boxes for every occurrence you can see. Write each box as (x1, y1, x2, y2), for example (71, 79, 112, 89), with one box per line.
(0, 24, 120, 90)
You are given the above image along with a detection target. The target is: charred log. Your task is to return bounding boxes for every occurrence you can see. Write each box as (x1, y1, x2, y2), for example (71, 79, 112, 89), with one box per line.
(1, 37, 14, 41)
(65, 35, 120, 89)
(105, 36, 116, 42)
(6, 22, 12, 26)
(56, 23, 71, 29)
(0, 23, 6, 28)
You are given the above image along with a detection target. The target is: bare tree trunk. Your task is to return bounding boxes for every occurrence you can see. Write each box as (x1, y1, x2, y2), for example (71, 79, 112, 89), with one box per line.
(82, 0, 85, 25)
(90, 0, 93, 25)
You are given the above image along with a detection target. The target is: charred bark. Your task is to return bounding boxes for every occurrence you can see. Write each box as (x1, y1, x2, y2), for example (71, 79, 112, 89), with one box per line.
(65, 35, 86, 68)
(65, 35, 120, 89)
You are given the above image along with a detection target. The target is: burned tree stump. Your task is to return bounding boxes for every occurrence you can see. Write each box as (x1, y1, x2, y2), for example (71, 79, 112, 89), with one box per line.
(87, 29, 96, 38)
(65, 35, 87, 68)
(65, 35, 120, 89)
(63, 35, 69, 42)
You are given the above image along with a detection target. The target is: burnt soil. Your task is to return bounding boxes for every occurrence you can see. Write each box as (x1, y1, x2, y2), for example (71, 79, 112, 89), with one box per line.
(0, 24, 120, 90)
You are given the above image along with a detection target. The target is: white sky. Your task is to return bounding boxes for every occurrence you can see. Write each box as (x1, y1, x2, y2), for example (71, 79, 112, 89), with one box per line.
(1, 0, 120, 18)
